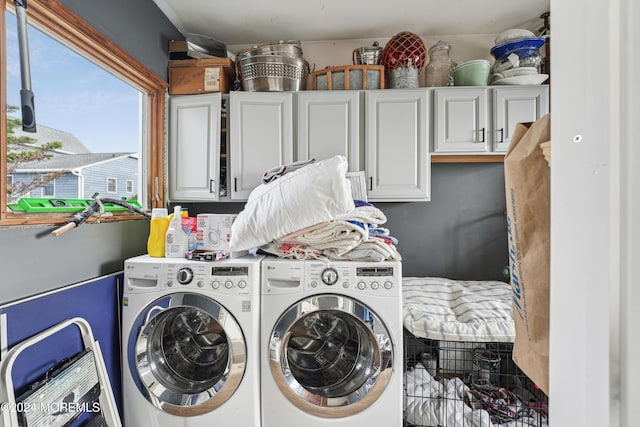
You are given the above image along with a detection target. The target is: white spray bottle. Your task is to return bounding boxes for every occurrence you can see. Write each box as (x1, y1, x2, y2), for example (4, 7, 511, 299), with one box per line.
(165, 205, 188, 258)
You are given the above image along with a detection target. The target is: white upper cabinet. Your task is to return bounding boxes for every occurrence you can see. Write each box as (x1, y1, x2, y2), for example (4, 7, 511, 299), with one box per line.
(433, 87, 489, 153)
(492, 85, 549, 153)
(431, 85, 549, 155)
(365, 89, 431, 201)
(229, 92, 294, 200)
(168, 93, 221, 201)
(296, 91, 361, 171)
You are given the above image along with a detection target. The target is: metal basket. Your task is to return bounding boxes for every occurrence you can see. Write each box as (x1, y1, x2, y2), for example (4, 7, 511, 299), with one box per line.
(237, 55, 309, 91)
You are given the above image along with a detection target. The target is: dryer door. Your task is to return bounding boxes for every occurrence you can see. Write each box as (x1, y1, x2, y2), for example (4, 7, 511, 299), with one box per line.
(268, 294, 393, 418)
(127, 292, 246, 416)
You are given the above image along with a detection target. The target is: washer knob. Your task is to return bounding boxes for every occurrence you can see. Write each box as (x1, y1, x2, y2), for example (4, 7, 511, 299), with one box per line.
(224, 280, 234, 289)
(321, 268, 339, 286)
(211, 281, 221, 289)
(371, 281, 380, 290)
(176, 267, 194, 284)
(383, 281, 393, 289)
(197, 280, 204, 288)
(357, 281, 366, 290)
(238, 280, 247, 289)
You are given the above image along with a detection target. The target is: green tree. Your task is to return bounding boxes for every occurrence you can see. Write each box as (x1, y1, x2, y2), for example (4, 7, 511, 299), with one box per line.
(6, 106, 63, 201)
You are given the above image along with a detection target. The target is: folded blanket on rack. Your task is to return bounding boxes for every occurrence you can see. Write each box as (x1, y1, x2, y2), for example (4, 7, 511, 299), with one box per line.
(403, 277, 516, 343)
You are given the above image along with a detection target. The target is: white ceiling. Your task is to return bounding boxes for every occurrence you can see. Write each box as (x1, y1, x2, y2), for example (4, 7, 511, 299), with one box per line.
(152, 0, 550, 47)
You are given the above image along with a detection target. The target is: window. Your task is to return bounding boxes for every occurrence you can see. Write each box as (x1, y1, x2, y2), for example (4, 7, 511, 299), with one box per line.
(107, 177, 117, 193)
(41, 174, 54, 197)
(1, 1, 167, 225)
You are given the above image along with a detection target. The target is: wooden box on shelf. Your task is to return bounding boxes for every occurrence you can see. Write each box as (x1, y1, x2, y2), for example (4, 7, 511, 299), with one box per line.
(169, 58, 235, 95)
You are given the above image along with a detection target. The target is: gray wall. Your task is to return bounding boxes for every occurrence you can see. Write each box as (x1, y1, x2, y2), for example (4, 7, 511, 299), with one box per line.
(179, 163, 509, 282)
(61, 0, 182, 81)
(0, 0, 178, 305)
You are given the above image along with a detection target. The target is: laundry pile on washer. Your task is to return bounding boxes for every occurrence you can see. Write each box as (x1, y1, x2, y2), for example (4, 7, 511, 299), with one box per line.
(229, 155, 401, 261)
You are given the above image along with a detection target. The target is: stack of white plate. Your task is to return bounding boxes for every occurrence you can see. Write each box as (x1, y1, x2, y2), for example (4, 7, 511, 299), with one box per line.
(489, 29, 549, 85)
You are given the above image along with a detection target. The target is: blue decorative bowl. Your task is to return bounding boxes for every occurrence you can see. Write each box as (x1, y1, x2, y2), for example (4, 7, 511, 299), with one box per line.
(490, 37, 545, 59)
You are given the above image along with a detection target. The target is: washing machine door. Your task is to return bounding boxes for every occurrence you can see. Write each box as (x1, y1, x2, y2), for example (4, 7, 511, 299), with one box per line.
(269, 294, 393, 418)
(128, 292, 246, 416)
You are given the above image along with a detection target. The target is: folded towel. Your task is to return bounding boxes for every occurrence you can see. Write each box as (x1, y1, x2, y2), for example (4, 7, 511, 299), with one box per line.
(262, 158, 315, 184)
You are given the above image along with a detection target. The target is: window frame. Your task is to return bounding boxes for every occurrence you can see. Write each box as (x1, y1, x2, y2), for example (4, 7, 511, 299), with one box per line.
(106, 177, 117, 193)
(126, 179, 133, 193)
(1, 0, 167, 226)
(41, 174, 55, 197)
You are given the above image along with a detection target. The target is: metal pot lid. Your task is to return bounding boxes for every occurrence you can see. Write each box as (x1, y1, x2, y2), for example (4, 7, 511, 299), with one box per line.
(185, 33, 227, 58)
(359, 41, 382, 52)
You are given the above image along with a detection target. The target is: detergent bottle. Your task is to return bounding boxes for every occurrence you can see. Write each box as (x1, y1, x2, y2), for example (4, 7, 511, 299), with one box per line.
(147, 208, 169, 257)
(165, 205, 188, 258)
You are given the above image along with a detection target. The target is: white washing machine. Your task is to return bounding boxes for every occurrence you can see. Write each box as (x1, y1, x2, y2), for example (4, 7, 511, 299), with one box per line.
(122, 254, 262, 427)
(260, 258, 403, 427)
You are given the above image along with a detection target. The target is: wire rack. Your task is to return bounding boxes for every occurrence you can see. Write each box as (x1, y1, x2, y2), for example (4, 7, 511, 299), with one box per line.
(403, 329, 548, 427)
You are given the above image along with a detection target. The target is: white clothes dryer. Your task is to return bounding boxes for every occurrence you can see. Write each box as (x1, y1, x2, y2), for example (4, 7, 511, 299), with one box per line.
(122, 254, 262, 427)
(260, 258, 403, 427)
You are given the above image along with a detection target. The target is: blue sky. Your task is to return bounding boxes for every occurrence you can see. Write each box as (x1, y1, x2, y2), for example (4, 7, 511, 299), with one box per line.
(5, 11, 140, 153)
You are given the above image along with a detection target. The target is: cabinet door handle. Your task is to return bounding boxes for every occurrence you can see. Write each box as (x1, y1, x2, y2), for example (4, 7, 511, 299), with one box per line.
(498, 128, 504, 143)
(369, 176, 373, 191)
(209, 179, 215, 193)
(234, 177, 238, 192)
(479, 127, 486, 143)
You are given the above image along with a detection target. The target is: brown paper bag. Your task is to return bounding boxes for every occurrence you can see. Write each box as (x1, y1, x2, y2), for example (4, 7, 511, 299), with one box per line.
(504, 113, 550, 395)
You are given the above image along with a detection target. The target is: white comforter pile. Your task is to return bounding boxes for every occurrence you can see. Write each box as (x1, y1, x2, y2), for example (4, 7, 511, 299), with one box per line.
(405, 364, 548, 427)
(229, 155, 400, 261)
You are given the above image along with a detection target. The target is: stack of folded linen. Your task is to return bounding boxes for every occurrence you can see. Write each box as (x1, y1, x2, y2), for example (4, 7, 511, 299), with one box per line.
(260, 200, 401, 262)
(229, 155, 400, 261)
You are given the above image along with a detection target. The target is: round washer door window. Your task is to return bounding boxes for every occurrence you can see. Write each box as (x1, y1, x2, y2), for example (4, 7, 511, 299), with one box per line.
(269, 294, 394, 418)
(130, 293, 246, 416)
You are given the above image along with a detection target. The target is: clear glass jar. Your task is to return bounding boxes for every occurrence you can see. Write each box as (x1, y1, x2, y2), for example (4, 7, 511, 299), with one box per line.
(425, 41, 454, 87)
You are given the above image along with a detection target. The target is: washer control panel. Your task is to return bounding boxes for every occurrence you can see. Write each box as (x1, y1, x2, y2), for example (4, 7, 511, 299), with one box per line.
(306, 262, 400, 294)
(161, 262, 253, 295)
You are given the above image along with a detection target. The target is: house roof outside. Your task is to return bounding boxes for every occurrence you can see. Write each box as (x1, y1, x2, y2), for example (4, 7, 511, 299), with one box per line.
(10, 123, 92, 154)
(14, 152, 137, 172)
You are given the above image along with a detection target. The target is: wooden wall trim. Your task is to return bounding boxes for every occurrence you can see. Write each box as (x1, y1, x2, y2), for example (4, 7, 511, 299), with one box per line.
(2, 0, 168, 223)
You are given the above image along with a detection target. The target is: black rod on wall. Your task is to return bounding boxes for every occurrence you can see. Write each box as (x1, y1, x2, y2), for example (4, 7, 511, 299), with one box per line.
(14, 0, 37, 132)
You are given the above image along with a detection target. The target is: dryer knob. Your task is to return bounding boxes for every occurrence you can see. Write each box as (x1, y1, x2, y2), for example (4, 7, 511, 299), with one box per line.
(357, 281, 367, 290)
(196, 280, 204, 288)
(224, 280, 234, 289)
(384, 281, 393, 289)
(176, 267, 194, 284)
(211, 281, 221, 289)
(238, 280, 247, 289)
(371, 281, 380, 290)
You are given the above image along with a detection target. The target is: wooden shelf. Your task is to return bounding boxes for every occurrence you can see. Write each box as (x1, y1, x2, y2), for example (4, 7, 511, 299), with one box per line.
(431, 154, 504, 163)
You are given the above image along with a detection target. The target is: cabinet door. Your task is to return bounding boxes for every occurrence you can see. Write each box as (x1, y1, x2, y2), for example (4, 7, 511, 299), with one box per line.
(365, 89, 430, 201)
(493, 85, 549, 153)
(168, 93, 221, 201)
(433, 88, 489, 153)
(297, 91, 361, 171)
(229, 92, 294, 200)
